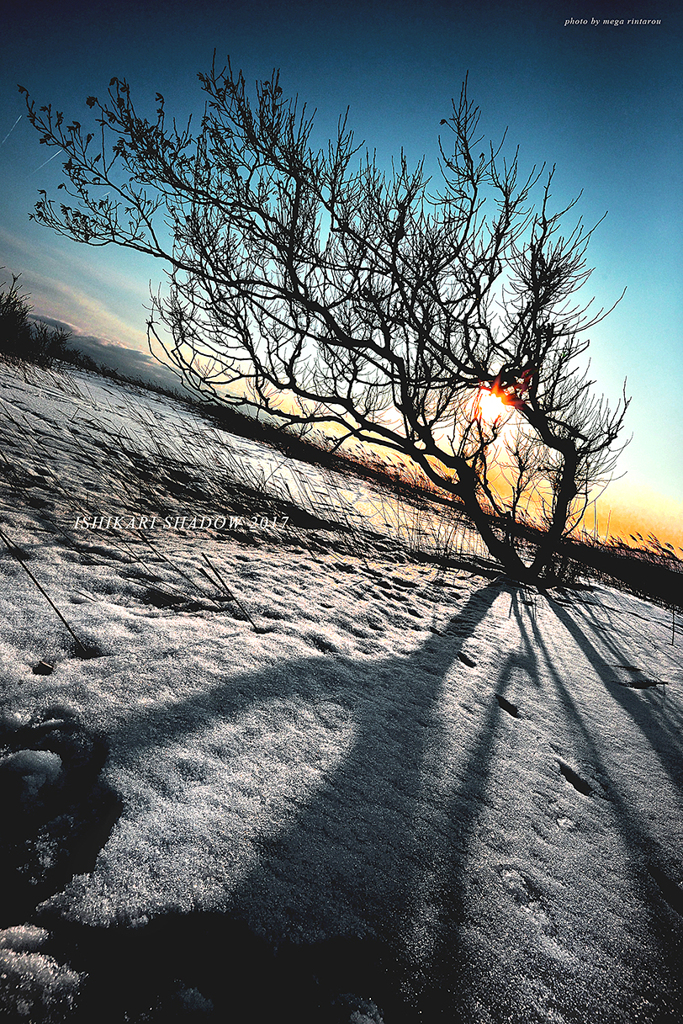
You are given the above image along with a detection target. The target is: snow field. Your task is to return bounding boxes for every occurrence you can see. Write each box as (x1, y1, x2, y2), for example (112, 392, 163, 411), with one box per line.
(1, 360, 682, 1022)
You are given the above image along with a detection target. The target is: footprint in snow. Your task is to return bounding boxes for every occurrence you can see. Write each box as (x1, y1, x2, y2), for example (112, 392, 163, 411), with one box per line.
(495, 694, 518, 717)
(558, 761, 591, 796)
(500, 867, 532, 902)
(498, 867, 557, 935)
(305, 632, 339, 653)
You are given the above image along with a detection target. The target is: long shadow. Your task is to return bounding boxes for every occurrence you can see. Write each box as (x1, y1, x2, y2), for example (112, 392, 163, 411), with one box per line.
(103, 581, 500, 762)
(396, 671, 513, 1021)
(516, 594, 683, 1021)
(36, 582, 505, 1021)
(545, 593, 683, 796)
(16, 575, 683, 1023)
(25, 579, 683, 1022)
(389, 585, 683, 1022)
(394, 586, 548, 1021)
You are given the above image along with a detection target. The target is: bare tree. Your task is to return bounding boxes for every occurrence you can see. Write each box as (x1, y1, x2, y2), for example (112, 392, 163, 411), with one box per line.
(20, 61, 629, 583)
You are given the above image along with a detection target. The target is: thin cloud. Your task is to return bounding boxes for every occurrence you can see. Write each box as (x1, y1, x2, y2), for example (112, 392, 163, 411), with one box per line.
(31, 314, 183, 392)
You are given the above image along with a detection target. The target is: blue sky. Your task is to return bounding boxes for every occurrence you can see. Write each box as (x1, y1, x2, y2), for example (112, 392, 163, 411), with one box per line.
(1, 0, 681, 539)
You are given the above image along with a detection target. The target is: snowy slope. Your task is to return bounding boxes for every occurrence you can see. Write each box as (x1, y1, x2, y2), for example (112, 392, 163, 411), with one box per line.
(0, 361, 682, 1023)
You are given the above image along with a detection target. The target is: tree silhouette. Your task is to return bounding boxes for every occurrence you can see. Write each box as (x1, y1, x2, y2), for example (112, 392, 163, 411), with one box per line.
(20, 61, 629, 583)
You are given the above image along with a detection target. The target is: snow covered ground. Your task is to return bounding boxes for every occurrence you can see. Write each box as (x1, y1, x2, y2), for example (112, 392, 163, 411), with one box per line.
(0, 360, 682, 1022)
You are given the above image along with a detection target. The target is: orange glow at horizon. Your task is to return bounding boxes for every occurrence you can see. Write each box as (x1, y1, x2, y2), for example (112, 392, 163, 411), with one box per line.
(592, 486, 683, 553)
(209, 377, 681, 556)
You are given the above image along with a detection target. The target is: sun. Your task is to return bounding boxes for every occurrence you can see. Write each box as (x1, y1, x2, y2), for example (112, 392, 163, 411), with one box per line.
(477, 388, 507, 423)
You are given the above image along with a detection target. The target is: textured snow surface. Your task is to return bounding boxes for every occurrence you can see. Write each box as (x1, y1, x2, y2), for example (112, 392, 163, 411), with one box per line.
(0, 924, 83, 1021)
(1, 361, 682, 1022)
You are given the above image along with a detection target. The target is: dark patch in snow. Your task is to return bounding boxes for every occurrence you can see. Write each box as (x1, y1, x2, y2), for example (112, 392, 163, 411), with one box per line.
(495, 694, 519, 718)
(619, 678, 665, 690)
(143, 586, 191, 608)
(457, 651, 476, 667)
(613, 665, 665, 689)
(72, 643, 106, 660)
(558, 761, 592, 796)
(166, 468, 193, 486)
(650, 867, 683, 917)
(32, 659, 54, 675)
(142, 587, 242, 616)
(25, 494, 51, 509)
(306, 633, 339, 653)
(0, 707, 122, 925)
(391, 576, 418, 589)
(0, 542, 34, 561)
(34, 913, 407, 1023)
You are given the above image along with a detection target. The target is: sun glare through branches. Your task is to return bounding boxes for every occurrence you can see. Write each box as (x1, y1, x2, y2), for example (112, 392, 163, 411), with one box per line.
(476, 387, 508, 424)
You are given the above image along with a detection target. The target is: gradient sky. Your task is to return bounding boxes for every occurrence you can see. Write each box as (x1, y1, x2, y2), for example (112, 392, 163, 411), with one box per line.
(1, 0, 681, 544)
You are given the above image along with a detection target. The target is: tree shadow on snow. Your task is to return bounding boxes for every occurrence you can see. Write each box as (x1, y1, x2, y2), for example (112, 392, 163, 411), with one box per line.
(36, 582, 506, 1022)
(509, 592, 683, 1021)
(26, 580, 683, 1023)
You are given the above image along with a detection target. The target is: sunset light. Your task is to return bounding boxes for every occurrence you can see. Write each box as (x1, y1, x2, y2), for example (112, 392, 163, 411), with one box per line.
(0, 4, 680, 1021)
(476, 387, 508, 423)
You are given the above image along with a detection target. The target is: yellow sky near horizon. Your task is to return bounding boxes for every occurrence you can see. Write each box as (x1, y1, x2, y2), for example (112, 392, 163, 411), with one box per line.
(14, 277, 681, 556)
(594, 482, 683, 553)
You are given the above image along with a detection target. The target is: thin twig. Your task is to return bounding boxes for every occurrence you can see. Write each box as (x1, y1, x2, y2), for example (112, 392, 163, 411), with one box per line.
(0, 523, 89, 655)
(201, 552, 260, 630)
